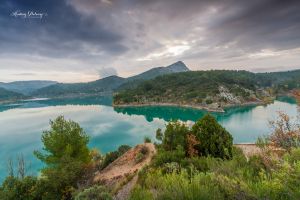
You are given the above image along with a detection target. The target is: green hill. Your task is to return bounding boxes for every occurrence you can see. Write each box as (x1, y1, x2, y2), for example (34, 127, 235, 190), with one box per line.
(113, 70, 300, 110)
(32, 76, 126, 97)
(33, 61, 189, 97)
(0, 80, 57, 95)
(0, 87, 25, 101)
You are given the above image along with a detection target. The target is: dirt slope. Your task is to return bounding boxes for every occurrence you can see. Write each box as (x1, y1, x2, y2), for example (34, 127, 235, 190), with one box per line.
(93, 143, 156, 185)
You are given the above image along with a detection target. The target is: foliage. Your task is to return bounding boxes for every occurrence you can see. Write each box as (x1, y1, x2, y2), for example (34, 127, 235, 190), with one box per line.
(144, 136, 152, 143)
(151, 145, 185, 167)
(114, 70, 260, 105)
(114, 69, 300, 106)
(131, 147, 300, 200)
(268, 111, 300, 151)
(101, 152, 119, 170)
(192, 114, 233, 159)
(186, 133, 200, 157)
(117, 145, 132, 155)
(0, 176, 39, 200)
(158, 120, 189, 151)
(130, 186, 153, 200)
(100, 145, 131, 170)
(135, 146, 148, 163)
(74, 185, 112, 200)
(131, 170, 255, 200)
(0, 88, 24, 101)
(33, 116, 92, 199)
(131, 113, 300, 200)
(135, 153, 145, 164)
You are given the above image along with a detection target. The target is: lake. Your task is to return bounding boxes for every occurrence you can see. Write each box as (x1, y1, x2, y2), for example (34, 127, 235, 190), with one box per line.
(0, 96, 298, 182)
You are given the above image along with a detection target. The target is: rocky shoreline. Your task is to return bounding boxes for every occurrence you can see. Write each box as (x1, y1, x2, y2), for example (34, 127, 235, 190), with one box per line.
(113, 100, 267, 113)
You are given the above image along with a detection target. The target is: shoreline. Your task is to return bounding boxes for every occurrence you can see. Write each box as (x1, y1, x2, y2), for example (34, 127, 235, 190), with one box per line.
(113, 102, 225, 112)
(113, 100, 267, 113)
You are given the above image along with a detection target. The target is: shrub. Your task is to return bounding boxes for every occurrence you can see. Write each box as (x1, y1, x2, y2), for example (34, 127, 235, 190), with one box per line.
(135, 152, 146, 163)
(158, 121, 189, 151)
(130, 186, 153, 200)
(284, 148, 300, 164)
(192, 114, 233, 159)
(101, 145, 131, 170)
(117, 145, 131, 155)
(268, 111, 300, 151)
(186, 133, 200, 157)
(152, 146, 185, 167)
(135, 146, 148, 163)
(101, 151, 120, 170)
(74, 185, 112, 200)
(33, 116, 91, 199)
(131, 170, 249, 200)
(144, 137, 152, 143)
(0, 176, 40, 200)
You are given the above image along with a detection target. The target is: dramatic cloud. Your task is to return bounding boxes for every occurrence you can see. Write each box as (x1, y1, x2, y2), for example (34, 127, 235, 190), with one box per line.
(0, 0, 299, 82)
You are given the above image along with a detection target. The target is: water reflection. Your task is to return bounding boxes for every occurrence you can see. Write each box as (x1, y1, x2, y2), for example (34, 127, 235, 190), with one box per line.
(0, 95, 298, 182)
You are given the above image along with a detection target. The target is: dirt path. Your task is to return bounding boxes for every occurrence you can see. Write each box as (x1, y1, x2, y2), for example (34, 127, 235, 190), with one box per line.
(93, 143, 156, 184)
(113, 175, 138, 200)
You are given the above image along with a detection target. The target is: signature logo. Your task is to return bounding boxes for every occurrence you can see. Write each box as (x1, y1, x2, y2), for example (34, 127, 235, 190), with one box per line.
(10, 10, 48, 19)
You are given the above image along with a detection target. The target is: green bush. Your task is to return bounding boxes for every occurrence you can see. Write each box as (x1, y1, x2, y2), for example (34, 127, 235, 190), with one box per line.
(130, 170, 254, 200)
(117, 145, 131, 155)
(101, 145, 131, 169)
(152, 146, 185, 167)
(284, 148, 300, 164)
(130, 186, 153, 200)
(101, 151, 120, 170)
(135, 152, 146, 163)
(0, 176, 39, 200)
(135, 146, 148, 163)
(74, 185, 112, 200)
(33, 116, 92, 199)
(144, 137, 152, 143)
(158, 120, 189, 151)
(192, 114, 233, 159)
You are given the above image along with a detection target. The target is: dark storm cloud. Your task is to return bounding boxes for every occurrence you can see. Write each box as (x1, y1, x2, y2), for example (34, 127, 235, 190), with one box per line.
(1, 0, 299, 59)
(0, 0, 300, 82)
(0, 0, 127, 58)
(209, 0, 300, 52)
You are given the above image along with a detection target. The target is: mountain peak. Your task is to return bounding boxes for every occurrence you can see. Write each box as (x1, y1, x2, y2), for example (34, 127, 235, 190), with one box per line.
(166, 61, 189, 72)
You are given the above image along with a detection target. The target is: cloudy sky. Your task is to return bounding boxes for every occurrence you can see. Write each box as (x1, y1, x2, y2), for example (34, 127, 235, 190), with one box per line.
(0, 0, 300, 82)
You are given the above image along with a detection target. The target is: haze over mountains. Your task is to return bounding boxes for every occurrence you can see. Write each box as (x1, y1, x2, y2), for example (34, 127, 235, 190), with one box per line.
(1, 60, 300, 102)
(0, 81, 57, 95)
(0, 61, 189, 100)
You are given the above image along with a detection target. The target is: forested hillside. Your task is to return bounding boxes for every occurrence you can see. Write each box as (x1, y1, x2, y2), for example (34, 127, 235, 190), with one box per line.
(32, 61, 189, 98)
(0, 81, 57, 95)
(0, 88, 24, 101)
(114, 70, 300, 109)
(32, 76, 126, 97)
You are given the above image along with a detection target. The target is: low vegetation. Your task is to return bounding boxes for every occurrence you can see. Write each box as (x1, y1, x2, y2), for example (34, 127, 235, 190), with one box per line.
(129, 112, 300, 200)
(100, 145, 131, 170)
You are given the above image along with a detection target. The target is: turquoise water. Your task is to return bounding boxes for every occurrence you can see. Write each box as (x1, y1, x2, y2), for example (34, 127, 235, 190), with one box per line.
(0, 96, 298, 182)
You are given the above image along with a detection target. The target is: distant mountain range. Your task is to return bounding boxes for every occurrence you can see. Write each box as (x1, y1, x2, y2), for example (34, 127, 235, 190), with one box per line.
(31, 61, 189, 98)
(0, 61, 189, 101)
(0, 80, 57, 95)
(1, 61, 299, 104)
